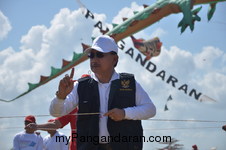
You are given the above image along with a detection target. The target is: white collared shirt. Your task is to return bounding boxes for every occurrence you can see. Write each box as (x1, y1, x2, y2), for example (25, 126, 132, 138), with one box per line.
(43, 131, 68, 150)
(50, 71, 156, 143)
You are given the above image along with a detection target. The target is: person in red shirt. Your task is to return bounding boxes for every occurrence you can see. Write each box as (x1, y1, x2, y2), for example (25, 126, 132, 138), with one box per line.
(56, 107, 78, 150)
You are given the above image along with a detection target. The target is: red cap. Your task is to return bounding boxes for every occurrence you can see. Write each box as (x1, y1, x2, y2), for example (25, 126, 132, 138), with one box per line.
(25, 115, 36, 123)
(192, 145, 198, 150)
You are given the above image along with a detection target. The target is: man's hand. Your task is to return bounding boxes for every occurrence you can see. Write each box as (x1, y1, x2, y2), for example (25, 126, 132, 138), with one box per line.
(104, 108, 125, 121)
(25, 123, 37, 131)
(57, 68, 75, 99)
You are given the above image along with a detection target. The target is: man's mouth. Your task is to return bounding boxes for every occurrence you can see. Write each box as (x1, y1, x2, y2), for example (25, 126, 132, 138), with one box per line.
(91, 63, 100, 68)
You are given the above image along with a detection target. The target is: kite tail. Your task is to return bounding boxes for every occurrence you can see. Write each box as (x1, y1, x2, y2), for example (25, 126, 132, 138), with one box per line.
(0, 91, 30, 102)
(0, 52, 87, 103)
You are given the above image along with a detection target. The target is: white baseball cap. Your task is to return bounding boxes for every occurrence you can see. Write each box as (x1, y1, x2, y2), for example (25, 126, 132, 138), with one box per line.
(85, 35, 118, 54)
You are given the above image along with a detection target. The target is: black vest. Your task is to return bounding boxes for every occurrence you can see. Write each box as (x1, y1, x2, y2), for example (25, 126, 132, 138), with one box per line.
(77, 73, 143, 150)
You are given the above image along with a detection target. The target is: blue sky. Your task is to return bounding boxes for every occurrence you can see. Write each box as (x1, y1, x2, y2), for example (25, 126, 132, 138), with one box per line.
(0, 0, 226, 149)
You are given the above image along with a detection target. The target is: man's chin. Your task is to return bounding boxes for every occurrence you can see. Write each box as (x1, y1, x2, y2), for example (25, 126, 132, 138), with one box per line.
(25, 130, 35, 133)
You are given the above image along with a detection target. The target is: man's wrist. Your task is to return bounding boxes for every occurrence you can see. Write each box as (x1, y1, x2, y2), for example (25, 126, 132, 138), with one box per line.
(55, 91, 66, 100)
(35, 124, 40, 130)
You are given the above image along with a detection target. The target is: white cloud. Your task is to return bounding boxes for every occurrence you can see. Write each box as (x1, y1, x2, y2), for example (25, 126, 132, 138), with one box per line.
(150, 27, 167, 38)
(0, 47, 15, 64)
(0, 11, 12, 40)
(20, 25, 47, 53)
(198, 72, 226, 104)
(112, 2, 144, 24)
(194, 46, 223, 70)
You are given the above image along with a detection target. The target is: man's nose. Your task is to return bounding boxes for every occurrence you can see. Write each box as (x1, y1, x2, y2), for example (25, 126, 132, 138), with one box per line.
(90, 56, 99, 62)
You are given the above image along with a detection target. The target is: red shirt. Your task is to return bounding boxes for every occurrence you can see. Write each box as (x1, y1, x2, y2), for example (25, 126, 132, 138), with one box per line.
(55, 108, 78, 150)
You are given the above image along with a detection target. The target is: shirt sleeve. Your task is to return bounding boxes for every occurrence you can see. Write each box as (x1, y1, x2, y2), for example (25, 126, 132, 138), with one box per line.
(56, 114, 71, 128)
(124, 81, 156, 120)
(49, 82, 79, 117)
(56, 108, 77, 127)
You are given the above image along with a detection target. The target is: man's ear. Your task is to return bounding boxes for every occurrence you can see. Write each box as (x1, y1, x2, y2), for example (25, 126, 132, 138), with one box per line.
(113, 55, 118, 67)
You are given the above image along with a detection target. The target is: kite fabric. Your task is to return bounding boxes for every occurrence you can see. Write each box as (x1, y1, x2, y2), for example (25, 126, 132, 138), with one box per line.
(164, 104, 169, 111)
(130, 35, 162, 60)
(164, 95, 173, 111)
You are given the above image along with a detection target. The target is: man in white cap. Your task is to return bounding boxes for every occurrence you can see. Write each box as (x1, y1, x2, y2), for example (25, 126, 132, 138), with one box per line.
(49, 35, 156, 150)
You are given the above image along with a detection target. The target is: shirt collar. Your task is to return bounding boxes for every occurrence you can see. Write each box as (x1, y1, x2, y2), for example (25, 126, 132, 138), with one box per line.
(92, 70, 119, 83)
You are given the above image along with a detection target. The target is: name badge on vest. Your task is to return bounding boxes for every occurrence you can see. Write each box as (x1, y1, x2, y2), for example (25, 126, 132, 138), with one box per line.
(120, 80, 133, 91)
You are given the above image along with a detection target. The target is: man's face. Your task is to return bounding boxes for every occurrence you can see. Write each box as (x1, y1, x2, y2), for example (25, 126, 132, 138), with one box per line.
(88, 50, 118, 74)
